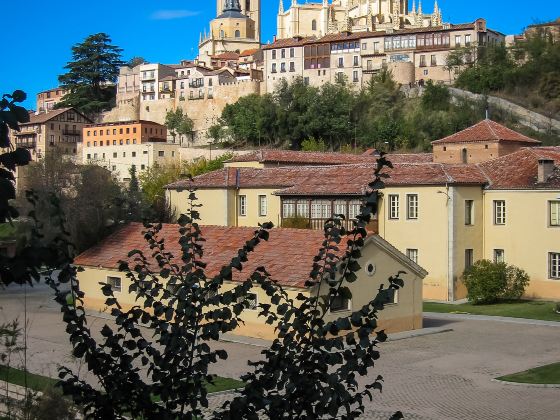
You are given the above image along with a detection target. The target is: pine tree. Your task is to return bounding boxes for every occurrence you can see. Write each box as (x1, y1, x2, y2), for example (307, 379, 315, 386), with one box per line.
(57, 33, 123, 116)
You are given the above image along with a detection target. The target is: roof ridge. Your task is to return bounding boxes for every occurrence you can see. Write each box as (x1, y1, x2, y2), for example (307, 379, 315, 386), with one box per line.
(485, 119, 500, 140)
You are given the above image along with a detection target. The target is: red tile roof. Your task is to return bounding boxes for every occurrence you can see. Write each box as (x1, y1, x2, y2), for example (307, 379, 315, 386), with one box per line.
(478, 146, 560, 189)
(74, 224, 334, 289)
(166, 162, 487, 195)
(431, 119, 540, 145)
(24, 108, 92, 125)
(226, 150, 379, 165)
(211, 52, 240, 60)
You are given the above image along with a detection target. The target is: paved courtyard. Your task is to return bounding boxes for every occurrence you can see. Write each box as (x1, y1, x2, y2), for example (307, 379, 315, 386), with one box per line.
(0, 283, 559, 419)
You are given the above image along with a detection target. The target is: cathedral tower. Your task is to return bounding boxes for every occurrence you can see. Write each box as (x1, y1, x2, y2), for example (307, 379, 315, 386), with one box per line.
(217, 0, 261, 41)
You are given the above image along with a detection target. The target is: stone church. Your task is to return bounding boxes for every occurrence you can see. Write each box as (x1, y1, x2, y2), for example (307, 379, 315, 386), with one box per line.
(277, 0, 444, 39)
(198, 0, 262, 59)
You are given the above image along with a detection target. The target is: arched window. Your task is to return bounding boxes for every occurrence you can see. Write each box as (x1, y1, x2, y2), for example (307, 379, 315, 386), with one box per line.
(462, 148, 468, 164)
(235, 30, 240, 38)
(312, 20, 317, 31)
(220, 30, 225, 38)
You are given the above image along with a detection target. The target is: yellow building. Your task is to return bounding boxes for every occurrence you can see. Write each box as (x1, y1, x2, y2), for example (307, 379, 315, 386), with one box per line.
(166, 121, 560, 303)
(75, 223, 427, 339)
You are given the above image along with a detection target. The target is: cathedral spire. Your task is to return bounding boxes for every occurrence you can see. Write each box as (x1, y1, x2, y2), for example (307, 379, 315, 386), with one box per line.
(412, 0, 416, 14)
(279, 0, 284, 14)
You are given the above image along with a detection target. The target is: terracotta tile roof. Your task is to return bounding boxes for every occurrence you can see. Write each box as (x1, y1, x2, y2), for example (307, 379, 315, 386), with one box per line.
(211, 52, 240, 60)
(226, 150, 379, 165)
(262, 36, 317, 50)
(239, 48, 259, 57)
(478, 146, 560, 190)
(74, 224, 334, 289)
(166, 162, 487, 194)
(387, 153, 433, 163)
(23, 108, 74, 125)
(432, 119, 541, 145)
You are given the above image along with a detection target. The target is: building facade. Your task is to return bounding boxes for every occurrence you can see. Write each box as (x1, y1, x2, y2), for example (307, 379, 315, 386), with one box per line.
(277, 0, 444, 39)
(81, 120, 177, 182)
(263, 19, 504, 93)
(36, 88, 67, 114)
(166, 121, 560, 302)
(75, 223, 426, 339)
(11, 108, 91, 161)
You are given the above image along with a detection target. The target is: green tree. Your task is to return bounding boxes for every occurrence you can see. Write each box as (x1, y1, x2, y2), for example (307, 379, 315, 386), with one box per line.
(127, 56, 147, 68)
(178, 113, 195, 146)
(301, 137, 327, 152)
(165, 108, 183, 143)
(57, 33, 123, 115)
(421, 81, 451, 111)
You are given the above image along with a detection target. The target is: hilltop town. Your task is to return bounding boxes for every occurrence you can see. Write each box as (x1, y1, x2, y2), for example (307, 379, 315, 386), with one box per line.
(1, 1, 560, 419)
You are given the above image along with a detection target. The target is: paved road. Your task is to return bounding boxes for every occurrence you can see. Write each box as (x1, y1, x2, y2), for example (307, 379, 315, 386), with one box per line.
(1, 283, 559, 419)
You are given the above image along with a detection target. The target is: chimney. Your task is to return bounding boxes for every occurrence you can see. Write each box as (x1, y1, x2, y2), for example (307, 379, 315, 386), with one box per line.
(538, 159, 555, 183)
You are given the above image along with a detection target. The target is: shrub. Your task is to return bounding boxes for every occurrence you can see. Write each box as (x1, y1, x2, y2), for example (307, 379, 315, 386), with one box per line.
(463, 260, 530, 304)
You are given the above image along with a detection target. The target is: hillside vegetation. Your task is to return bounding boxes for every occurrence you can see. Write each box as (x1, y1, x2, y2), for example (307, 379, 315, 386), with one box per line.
(211, 70, 558, 152)
(453, 29, 560, 119)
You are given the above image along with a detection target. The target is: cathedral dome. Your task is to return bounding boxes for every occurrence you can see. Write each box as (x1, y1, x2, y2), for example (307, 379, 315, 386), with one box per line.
(217, 0, 247, 19)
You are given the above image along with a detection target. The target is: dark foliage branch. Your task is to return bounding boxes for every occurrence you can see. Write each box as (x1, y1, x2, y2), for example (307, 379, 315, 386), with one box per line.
(49, 179, 274, 419)
(217, 154, 405, 420)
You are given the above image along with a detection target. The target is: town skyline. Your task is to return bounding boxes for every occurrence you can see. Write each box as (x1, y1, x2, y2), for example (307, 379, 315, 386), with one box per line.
(3, 0, 559, 109)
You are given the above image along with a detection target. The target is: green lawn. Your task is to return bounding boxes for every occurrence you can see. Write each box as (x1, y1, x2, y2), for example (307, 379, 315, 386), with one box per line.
(0, 365, 58, 392)
(424, 300, 560, 322)
(0, 365, 243, 394)
(497, 362, 560, 384)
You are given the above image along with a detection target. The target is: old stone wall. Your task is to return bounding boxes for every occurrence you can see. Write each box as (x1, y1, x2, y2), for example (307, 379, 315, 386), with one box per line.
(102, 81, 262, 145)
(449, 87, 560, 135)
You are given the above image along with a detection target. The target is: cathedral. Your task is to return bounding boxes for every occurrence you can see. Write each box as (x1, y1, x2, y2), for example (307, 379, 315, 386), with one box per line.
(277, 0, 444, 39)
(198, 0, 261, 59)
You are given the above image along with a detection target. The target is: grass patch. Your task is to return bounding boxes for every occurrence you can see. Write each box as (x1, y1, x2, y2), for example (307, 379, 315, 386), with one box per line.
(423, 300, 560, 322)
(0, 365, 58, 392)
(0, 224, 17, 241)
(0, 366, 243, 395)
(497, 362, 560, 385)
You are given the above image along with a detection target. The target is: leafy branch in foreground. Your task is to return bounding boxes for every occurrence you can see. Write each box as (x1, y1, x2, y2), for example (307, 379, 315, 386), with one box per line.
(218, 154, 404, 420)
(48, 180, 273, 419)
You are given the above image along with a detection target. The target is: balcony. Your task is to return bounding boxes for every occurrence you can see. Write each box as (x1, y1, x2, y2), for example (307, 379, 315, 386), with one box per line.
(141, 74, 156, 81)
(142, 86, 156, 93)
(15, 140, 36, 149)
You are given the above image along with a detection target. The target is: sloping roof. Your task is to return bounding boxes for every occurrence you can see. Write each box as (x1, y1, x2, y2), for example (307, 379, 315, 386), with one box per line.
(23, 108, 79, 125)
(478, 147, 560, 190)
(211, 52, 240, 60)
(74, 224, 427, 288)
(166, 162, 487, 194)
(239, 48, 260, 57)
(262, 36, 316, 50)
(226, 150, 379, 165)
(431, 119, 540, 145)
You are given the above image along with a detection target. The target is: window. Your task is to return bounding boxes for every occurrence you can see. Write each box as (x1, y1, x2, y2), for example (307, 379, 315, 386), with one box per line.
(406, 249, 418, 264)
(158, 151, 165, 157)
(258, 195, 267, 217)
(238, 293, 258, 310)
(465, 249, 474, 270)
(107, 276, 122, 293)
(281, 49, 286, 59)
(289, 62, 295, 72)
(353, 70, 359, 82)
(330, 295, 350, 312)
(465, 200, 474, 225)
(373, 41, 380, 53)
(494, 200, 506, 225)
(280, 63, 286, 72)
(311, 200, 332, 219)
(353, 56, 359, 66)
(385, 289, 398, 304)
(455, 35, 462, 46)
(362, 42, 367, 50)
(431, 55, 437, 66)
(239, 195, 247, 216)
(126, 128, 130, 134)
(123, 152, 126, 157)
(283, 200, 296, 218)
(494, 249, 505, 264)
(550, 201, 560, 226)
(271, 63, 277, 73)
(550, 253, 560, 279)
(338, 57, 344, 68)
(389, 195, 399, 219)
(419, 55, 426, 67)
(113, 152, 117, 158)
(272, 50, 276, 59)
(312, 20, 317, 31)
(132, 152, 136, 157)
(290, 48, 295, 58)
(234, 30, 240, 38)
(86, 154, 91, 160)
(406, 194, 419, 220)
(465, 34, 472, 46)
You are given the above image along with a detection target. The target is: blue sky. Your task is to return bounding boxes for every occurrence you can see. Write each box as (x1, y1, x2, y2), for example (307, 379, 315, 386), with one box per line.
(2, 0, 559, 109)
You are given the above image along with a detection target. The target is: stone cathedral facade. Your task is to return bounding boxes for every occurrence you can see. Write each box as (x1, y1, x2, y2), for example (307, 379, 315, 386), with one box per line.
(277, 0, 444, 39)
